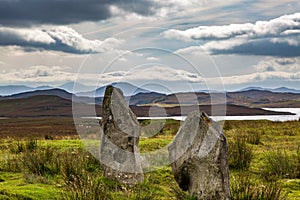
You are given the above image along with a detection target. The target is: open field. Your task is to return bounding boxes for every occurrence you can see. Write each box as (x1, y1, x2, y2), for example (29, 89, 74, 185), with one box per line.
(0, 118, 299, 199)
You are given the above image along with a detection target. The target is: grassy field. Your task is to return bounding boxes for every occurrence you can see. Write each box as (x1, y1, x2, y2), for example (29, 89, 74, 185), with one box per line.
(0, 118, 299, 199)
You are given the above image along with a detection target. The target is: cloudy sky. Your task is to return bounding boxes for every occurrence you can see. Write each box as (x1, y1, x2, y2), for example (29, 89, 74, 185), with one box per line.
(0, 0, 300, 92)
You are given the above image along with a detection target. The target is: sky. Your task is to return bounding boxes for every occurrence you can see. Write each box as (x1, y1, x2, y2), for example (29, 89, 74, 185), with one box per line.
(0, 0, 300, 93)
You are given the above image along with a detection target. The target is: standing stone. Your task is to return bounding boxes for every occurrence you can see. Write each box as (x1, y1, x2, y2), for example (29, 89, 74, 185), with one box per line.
(100, 86, 144, 184)
(168, 111, 230, 199)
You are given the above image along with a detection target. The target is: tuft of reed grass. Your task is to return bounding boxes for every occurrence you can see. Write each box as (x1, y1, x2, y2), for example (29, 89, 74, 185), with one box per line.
(245, 131, 262, 145)
(0, 154, 22, 173)
(8, 139, 38, 154)
(20, 146, 60, 176)
(261, 148, 300, 181)
(60, 149, 101, 183)
(61, 171, 111, 200)
(228, 134, 253, 170)
(230, 173, 288, 200)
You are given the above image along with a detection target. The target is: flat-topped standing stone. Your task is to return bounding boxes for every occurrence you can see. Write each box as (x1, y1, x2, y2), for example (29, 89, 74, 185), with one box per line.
(168, 111, 230, 199)
(100, 86, 144, 184)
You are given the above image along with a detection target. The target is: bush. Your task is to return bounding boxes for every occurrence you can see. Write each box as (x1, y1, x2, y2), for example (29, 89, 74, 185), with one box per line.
(231, 173, 287, 200)
(261, 149, 300, 181)
(228, 135, 253, 170)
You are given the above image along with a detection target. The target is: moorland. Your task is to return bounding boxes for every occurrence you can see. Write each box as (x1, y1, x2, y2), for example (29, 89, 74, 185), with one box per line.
(0, 118, 299, 199)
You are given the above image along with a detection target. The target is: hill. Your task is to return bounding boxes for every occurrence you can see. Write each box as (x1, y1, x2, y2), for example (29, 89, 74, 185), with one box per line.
(6, 88, 73, 100)
(0, 95, 100, 118)
(4, 88, 95, 104)
(227, 90, 300, 108)
(241, 86, 300, 94)
(138, 90, 300, 108)
(0, 95, 293, 118)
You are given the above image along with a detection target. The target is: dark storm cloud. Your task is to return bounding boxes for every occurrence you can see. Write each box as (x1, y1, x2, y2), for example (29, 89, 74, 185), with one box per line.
(0, 0, 157, 26)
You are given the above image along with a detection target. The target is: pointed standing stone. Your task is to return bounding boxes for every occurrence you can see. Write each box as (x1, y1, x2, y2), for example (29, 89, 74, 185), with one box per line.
(100, 86, 144, 184)
(168, 111, 230, 199)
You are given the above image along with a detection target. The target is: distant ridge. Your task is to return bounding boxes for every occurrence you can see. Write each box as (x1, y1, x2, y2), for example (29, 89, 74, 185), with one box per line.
(78, 82, 151, 97)
(58, 81, 94, 93)
(5, 88, 73, 100)
(241, 86, 300, 94)
(1, 82, 300, 97)
(0, 85, 33, 96)
(271, 87, 300, 93)
(0, 85, 54, 96)
(2, 86, 300, 108)
(4, 88, 95, 104)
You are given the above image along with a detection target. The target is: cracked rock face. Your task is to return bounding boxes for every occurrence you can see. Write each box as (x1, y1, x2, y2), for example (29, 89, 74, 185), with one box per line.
(100, 86, 144, 184)
(168, 111, 230, 200)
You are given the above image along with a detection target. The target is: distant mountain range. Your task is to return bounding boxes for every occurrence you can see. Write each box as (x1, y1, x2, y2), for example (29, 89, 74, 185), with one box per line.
(0, 82, 151, 97)
(78, 82, 150, 97)
(1, 82, 300, 97)
(240, 86, 300, 94)
(0, 85, 52, 96)
(1, 83, 300, 108)
(58, 82, 94, 93)
(1, 82, 300, 118)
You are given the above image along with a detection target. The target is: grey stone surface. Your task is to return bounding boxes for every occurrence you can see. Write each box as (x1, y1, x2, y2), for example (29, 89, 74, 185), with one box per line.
(168, 111, 230, 199)
(100, 86, 144, 184)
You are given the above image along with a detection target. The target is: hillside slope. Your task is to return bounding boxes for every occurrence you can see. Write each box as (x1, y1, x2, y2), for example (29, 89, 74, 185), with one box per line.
(0, 95, 293, 118)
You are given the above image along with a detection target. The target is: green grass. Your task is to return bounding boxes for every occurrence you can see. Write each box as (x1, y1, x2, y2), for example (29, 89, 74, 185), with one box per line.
(0, 172, 62, 200)
(0, 119, 299, 199)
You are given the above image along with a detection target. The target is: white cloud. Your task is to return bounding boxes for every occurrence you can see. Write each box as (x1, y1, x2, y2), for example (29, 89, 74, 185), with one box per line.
(164, 23, 254, 41)
(164, 13, 300, 40)
(146, 56, 160, 61)
(0, 26, 123, 54)
(204, 57, 300, 85)
(0, 65, 203, 85)
(99, 66, 203, 83)
(1, 60, 299, 87)
(154, 0, 239, 17)
(0, 65, 75, 84)
(254, 58, 300, 72)
(216, 71, 300, 85)
(175, 38, 247, 55)
(164, 13, 300, 56)
(271, 37, 299, 46)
